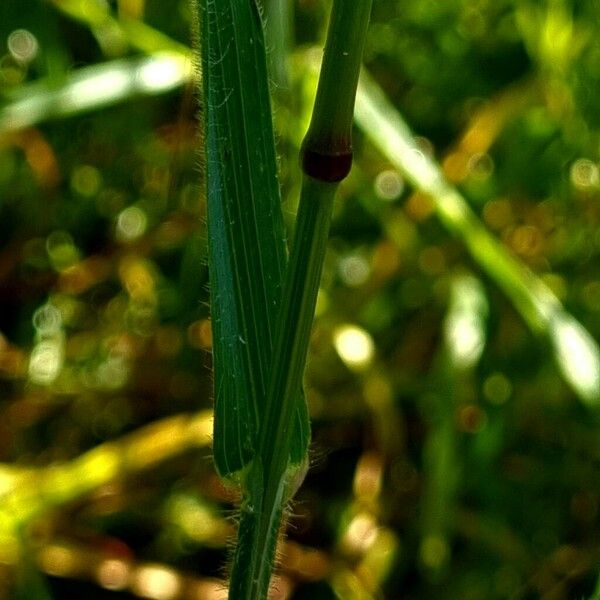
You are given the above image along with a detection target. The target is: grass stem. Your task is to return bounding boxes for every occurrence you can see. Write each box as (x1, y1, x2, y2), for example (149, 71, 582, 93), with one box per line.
(228, 1, 372, 597)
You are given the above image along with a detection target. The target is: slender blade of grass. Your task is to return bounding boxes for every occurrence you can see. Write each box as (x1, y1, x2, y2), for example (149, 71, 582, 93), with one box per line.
(197, 0, 309, 479)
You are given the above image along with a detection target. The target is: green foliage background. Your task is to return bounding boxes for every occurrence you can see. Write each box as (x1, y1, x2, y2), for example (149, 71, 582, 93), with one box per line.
(0, 0, 599, 598)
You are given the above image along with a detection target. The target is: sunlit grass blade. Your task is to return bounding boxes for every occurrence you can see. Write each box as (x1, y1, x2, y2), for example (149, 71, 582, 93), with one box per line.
(196, 0, 309, 477)
(355, 71, 600, 407)
(50, 0, 190, 56)
(444, 274, 489, 372)
(420, 274, 488, 579)
(0, 53, 190, 134)
(0, 411, 214, 563)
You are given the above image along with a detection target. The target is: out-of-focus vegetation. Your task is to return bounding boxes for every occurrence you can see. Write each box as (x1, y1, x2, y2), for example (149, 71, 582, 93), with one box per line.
(0, 0, 599, 598)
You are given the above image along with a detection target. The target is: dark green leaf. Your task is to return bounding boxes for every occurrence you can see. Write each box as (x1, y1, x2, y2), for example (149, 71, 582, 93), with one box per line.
(198, 0, 309, 478)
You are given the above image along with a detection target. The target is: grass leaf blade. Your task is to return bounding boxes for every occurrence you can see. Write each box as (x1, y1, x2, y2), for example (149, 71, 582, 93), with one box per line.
(198, 0, 309, 478)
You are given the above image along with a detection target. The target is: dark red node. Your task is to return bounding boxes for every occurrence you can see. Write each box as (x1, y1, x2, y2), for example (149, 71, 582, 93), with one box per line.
(301, 148, 353, 183)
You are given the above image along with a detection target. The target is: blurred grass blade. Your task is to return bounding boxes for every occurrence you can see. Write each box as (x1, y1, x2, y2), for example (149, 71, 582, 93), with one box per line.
(590, 574, 600, 600)
(0, 53, 190, 134)
(16, 560, 53, 600)
(355, 70, 600, 407)
(444, 274, 489, 371)
(197, 0, 309, 479)
(420, 274, 488, 579)
(549, 314, 600, 405)
(50, 0, 190, 56)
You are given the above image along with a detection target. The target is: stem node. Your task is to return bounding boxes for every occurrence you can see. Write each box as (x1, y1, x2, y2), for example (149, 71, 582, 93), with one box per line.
(300, 147, 353, 182)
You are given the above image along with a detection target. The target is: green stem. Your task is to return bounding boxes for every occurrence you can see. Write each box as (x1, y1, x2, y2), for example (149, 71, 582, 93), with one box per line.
(302, 0, 372, 158)
(301, 0, 373, 180)
(257, 177, 336, 500)
(229, 177, 336, 599)
(228, 1, 372, 597)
